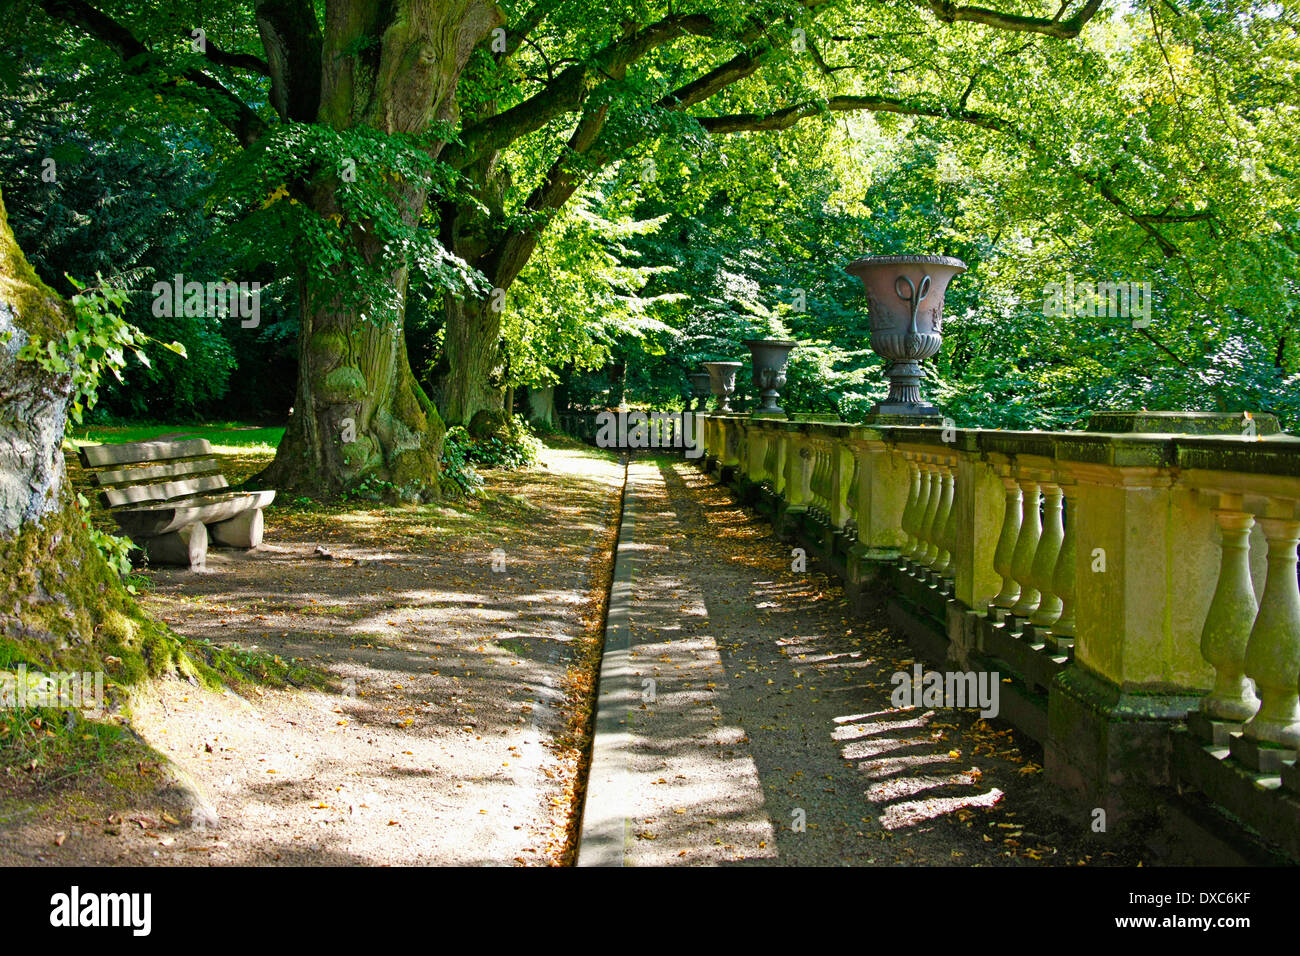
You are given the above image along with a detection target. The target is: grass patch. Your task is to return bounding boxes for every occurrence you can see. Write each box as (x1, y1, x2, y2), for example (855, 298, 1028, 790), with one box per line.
(0, 706, 141, 793)
(546, 430, 620, 460)
(0, 634, 329, 799)
(68, 421, 284, 456)
(186, 638, 330, 692)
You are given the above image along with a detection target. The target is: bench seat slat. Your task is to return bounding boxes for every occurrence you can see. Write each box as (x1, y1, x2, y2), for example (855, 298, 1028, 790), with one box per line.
(112, 490, 276, 538)
(93, 457, 223, 487)
(79, 438, 214, 469)
(100, 474, 229, 508)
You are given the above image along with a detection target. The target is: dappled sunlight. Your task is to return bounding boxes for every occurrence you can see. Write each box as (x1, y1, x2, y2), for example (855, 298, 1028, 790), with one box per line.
(878, 789, 1006, 831)
(86, 440, 626, 865)
(832, 712, 935, 741)
(617, 456, 1069, 865)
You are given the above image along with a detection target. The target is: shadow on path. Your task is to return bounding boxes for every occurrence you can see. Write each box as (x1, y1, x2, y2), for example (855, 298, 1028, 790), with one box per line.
(590, 455, 1139, 866)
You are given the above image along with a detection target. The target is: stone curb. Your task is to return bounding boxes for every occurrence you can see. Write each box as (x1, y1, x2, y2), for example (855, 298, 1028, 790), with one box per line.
(575, 456, 636, 867)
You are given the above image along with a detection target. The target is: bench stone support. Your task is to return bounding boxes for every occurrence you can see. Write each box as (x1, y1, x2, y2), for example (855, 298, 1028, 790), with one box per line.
(209, 508, 265, 549)
(142, 521, 208, 571)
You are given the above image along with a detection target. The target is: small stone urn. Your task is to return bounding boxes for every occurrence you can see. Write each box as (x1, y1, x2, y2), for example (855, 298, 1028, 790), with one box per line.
(744, 339, 797, 414)
(702, 361, 742, 412)
(845, 254, 966, 417)
(687, 371, 713, 411)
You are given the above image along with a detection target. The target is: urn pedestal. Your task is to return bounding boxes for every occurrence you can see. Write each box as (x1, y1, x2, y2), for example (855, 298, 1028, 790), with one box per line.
(845, 254, 966, 420)
(687, 371, 712, 412)
(702, 361, 742, 413)
(743, 338, 797, 417)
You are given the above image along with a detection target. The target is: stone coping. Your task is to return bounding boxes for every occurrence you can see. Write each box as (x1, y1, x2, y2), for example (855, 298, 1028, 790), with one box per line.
(1085, 409, 1282, 436)
(703, 414, 1300, 478)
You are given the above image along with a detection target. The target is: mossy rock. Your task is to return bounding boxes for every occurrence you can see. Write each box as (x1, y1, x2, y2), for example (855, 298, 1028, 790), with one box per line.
(468, 408, 512, 441)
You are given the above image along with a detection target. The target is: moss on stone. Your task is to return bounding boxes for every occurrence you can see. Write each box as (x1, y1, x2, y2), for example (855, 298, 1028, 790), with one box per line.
(468, 407, 511, 441)
(0, 189, 72, 341)
(0, 488, 198, 687)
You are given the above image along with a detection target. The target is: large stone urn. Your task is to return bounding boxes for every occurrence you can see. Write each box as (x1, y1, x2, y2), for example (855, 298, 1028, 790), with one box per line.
(687, 371, 712, 411)
(845, 254, 966, 417)
(744, 339, 797, 415)
(702, 361, 742, 412)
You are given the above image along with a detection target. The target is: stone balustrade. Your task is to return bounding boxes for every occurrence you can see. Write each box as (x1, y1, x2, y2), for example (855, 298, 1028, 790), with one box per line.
(690, 411, 1300, 856)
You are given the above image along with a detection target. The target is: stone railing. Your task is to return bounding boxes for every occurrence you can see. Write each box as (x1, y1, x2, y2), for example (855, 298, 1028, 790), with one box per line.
(693, 411, 1300, 858)
(557, 410, 602, 444)
(557, 408, 694, 452)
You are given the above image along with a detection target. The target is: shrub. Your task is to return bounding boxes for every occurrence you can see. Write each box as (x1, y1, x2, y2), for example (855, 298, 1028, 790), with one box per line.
(440, 416, 542, 494)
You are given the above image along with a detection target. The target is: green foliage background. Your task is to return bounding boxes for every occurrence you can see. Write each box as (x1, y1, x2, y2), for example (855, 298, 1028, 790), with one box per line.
(2, 0, 1297, 431)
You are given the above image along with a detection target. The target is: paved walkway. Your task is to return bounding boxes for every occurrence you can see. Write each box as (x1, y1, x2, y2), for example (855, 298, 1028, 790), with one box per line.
(578, 457, 1139, 866)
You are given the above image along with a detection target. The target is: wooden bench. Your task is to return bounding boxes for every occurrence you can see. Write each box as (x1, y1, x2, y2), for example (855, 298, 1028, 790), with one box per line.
(78, 438, 275, 571)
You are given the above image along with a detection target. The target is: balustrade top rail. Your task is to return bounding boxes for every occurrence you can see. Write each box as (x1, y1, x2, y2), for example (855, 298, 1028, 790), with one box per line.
(701, 413, 1300, 479)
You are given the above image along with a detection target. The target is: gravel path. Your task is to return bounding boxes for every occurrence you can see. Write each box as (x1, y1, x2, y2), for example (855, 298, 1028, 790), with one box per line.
(0, 442, 622, 866)
(579, 456, 1142, 866)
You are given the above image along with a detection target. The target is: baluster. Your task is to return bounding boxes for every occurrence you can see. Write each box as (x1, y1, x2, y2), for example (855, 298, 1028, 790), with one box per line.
(844, 449, 860, 542)
(1047, 484, 1078, 653)
(1198, 505, 1260, 723)
(918, 463, 943, 568)
(899, 460, 920, 556)
(938, 461, 958, 584)
(1241, 514, 1300, 750)
(816, 443, 831, 518)
(931, 464, 955, 577)
(806, 442, 820, 512)
(909, 463, 930, 564)
(792, 442, 812, 507)
(991, 476, 1023, 611)
(829, 443, 850, 534)
(1028, 482, 1065, 631)
(822, 444, 834, 521)
(772, 432, 788, 497)
(808, 442, 823, 517)
(900, 458, 922, 558)
(909, 463, 930, 565)
(1009, 476, 1042, 618)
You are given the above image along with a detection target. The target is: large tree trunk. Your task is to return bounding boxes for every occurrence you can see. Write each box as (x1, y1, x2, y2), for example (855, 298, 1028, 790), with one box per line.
(0, 190, 174, 674)
(526, 385, 556, 426)
(261, 0, 502, 497)
(436, 150, 513, 427)
(262, 268, 445, 500)
(441, 293, 505, 426)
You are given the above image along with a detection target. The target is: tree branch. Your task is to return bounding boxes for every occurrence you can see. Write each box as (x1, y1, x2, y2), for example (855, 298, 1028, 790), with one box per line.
(253, 0, 322, 122)
(37, 0, 268, 145)
(696, 94, 1006, 134)
(918, 0, 1106, 38)
(202, 39, 270, 76)
(491, 103, 615, 289)
(656, 35, 771, 110)
(1134, 211, 1213, 223)
(448, 12, 755, 168)
(495, 0, 550, 62)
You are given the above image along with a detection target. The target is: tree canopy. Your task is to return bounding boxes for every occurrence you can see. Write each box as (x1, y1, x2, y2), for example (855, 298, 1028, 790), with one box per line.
(2, 0, 1296, 468)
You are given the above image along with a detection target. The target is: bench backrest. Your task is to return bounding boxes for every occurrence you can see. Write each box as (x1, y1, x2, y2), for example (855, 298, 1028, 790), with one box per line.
(78, 439, 229, 510)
